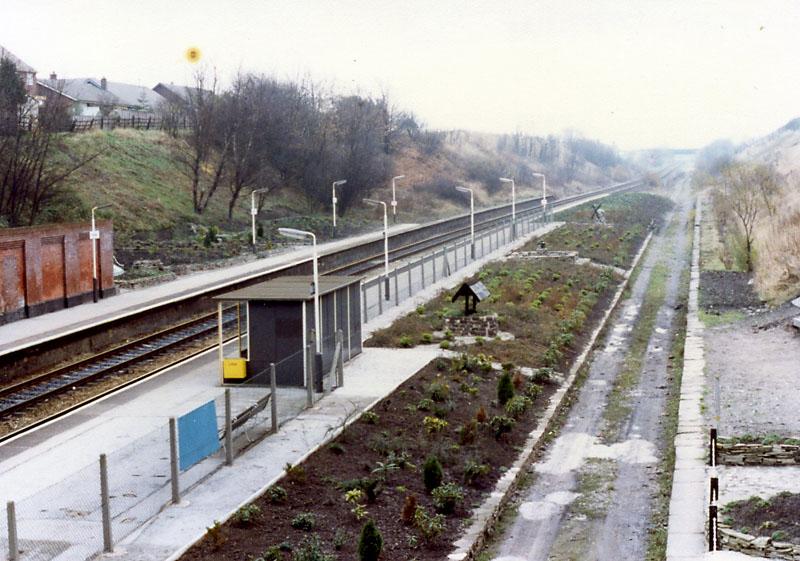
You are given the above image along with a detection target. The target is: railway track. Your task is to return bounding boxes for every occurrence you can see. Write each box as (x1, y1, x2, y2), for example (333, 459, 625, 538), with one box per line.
(0, 172, 670, 440)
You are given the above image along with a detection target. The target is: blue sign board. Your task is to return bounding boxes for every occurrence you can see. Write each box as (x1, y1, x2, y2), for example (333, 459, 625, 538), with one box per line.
(178, 400, 220, 471)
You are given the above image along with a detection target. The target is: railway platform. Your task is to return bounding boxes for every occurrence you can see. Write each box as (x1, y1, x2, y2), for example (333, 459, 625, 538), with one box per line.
(0, 221, 558, 561)
(0, 224, 416, 360)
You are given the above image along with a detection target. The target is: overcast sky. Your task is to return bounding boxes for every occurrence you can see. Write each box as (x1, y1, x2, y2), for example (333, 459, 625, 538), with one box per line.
(2, 0, 799, 149)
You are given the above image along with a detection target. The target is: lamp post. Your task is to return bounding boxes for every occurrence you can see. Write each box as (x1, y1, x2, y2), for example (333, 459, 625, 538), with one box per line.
(499, 177, 516, 239)
(278, 228, 320, 353)
(455, 186, 475, 259)
(251, 188, 268, 247)
(390, 175, 404, 224)
(90, 204, 112, 303)
(532, 172, 547, 220)
(363, 198, 390, 300)
(331, 179, 347, 237)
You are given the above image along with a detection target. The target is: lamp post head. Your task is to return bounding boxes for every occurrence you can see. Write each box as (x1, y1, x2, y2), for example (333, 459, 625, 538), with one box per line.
(392, 175, 405, 181)
(278, 227, 314, 241)
(499, 177, 513, 183)
(362, 198, 386, 208)
(333, 180, 347, 188)
(92, 203, 112, 213)
(455, 186, 472, 195)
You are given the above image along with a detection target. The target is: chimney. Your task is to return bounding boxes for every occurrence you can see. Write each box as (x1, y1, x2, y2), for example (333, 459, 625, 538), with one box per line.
(100, 77, 107, 90)
(49, 71, 57, 80)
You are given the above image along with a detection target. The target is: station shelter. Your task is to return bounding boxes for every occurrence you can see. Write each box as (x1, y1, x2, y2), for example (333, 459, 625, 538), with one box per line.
(213, 275, 362, 386)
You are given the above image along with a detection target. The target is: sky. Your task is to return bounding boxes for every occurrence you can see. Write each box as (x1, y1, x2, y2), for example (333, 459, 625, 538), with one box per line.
(2, 0, 800, 150)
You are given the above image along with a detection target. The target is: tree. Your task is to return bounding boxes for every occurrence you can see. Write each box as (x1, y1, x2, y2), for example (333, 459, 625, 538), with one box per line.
(357, 519, 383, 561)
(175, 71, 233, 214)
(0, 57, 26, 134)
(714, 163, 778, 272)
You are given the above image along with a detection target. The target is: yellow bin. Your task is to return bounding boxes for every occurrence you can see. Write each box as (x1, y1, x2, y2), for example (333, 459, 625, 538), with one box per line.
(223, 358, 247, 380)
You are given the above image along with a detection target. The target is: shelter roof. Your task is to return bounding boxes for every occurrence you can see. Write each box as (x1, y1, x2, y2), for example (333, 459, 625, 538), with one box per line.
(214, 276, 360, 302)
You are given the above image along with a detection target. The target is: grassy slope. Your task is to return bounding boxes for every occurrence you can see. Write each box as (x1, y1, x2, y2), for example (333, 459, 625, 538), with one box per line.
(41, 129, 636, 244)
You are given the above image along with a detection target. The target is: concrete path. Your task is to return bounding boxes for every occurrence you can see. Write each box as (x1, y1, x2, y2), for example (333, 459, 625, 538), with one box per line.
(489, 176, 697, 560)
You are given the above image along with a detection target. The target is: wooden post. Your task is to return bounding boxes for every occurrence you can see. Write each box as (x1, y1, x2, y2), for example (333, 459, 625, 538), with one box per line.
(100, 454, 113, 552)
(7, 501, 18, 561)
(224, 389, 233, 466)
(218, 302, 224, 383)
(393, 269, 400, 306)
(270, 363, 278, 432)
(169, 417, 180, 504)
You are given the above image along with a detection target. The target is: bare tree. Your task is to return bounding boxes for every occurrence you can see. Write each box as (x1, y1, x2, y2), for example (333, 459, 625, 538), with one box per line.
(175, 71, 233, 214)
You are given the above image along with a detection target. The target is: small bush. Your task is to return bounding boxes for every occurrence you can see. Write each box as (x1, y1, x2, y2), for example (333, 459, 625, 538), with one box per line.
(463, 460, 490, 486)
(233, 504, 262, 526)
(399, 335, 414, 348)
(457, 419, 478, 445)
(285, 463, 307, 484)
(358, 519, 383, 561)
(423, 416, 449, 434)
(421, 332, 433, 344)
(423, 457, 444, 492)
(267, 485, 288, 504)
(432, 482, 465, 514)
(505, 395, 533, 419)
(497, 371, 515, 405)
(416, 398, 434, 411)
(413, 505, 446, 543)
(489, 415, 516, 439)
(439, 340, 451, 350)
(361, 411, 379, 424)
(416, 305, 426, 315)
(333, 529, 349, 551)
(512, 371, 525, 390)
(328, 442, 346, 455)
(291, 512, 317, 531)
(525, 383, 543, 399)
(427, 380, 450, 402)
(292, 535, 334, 561)
(475, 405, 488, 423)
(205, 520, 226, 550)
(401, 494, 418, 525)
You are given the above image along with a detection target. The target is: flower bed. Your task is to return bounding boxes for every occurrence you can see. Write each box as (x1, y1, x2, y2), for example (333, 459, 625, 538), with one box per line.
(721, 492, 800, 547)
(181, 356, 558, 561)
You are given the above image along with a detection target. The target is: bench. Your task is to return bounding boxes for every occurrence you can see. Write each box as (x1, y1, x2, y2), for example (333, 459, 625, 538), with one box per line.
(793, 315, 800, 332)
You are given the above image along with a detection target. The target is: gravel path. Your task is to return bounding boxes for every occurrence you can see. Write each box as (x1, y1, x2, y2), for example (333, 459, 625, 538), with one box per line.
(488, 177, 693, 560)
(705, 304, 800, 436)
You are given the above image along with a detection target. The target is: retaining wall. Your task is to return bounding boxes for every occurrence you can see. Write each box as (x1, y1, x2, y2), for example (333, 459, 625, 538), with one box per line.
(0, 221, 115, 325)
(717, 441, 800, 466)
(719, 526, 800, 560)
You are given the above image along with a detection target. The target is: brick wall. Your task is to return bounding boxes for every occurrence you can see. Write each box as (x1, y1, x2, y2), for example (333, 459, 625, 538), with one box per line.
(0, 221, 115, 324)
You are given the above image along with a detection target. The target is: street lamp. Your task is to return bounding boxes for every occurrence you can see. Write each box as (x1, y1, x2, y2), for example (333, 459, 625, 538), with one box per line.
(455, 186, 475, 259)
(90, 204, 112, 303)
(499, 177, 515, 239)
(363, 198, 390, 300)
(390, 175, 404, 224)
(331, 179, 347, 236)
(532, 172, 547, 220)
(251, 188, 269, 247)
(278, 228, 320, 353)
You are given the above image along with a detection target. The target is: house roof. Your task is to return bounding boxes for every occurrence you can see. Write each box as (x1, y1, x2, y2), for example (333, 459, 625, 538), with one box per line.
(153, 82, 212, 102)
(38, 77, 166, 109)
(214, 276, 361, 302)
(0, 45, 35, 73)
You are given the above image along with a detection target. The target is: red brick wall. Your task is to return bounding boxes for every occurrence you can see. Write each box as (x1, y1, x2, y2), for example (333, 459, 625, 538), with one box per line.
(0, 221, 115, 324)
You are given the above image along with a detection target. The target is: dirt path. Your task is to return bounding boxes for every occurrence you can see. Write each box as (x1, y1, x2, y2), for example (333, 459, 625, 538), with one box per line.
(487, 177, 693, 561)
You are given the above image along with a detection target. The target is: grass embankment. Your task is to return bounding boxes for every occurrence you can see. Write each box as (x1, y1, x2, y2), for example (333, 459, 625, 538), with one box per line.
(366, 258, 620, 372)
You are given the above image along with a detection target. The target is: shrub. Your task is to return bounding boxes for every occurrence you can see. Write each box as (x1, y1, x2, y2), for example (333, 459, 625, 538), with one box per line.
(361, 411, 379, 424)
(439, 340, 451, 350)
(497, 371, 515, 405)
(285, 463, 307, 484)
(489, 415, 516, 439)
(267, 485, 288, 504)
(525, 383, 543, 399)
(202, 226, 218, 248)
(416, 398, 434, 411)
(423, 457, 443, 492)
(423, 416, 449, 434)
(333, 529, 349, 551)
(512, 371, 525, 390)
(432, 482, 465, 514)
(416, 305, 426, 315)
(421, 332, 433, 344)
(413, 505, 446, 543)
(399, 335, 414, 348)
(463, 460, 490, 486)
(531, 367, 553, 384)
(292, 535, 334, 561)
(205, 520, 226, 550)
(233, 504, 262, 526)
(457, 419, 478, 445)
(427, 380, 450, 402)
(505, 395, 533, 419)
(291, 512, 317, 531)
(358, 519, 383, 561)
(475, 405, 488, 423)
(401, 494, 417, 525)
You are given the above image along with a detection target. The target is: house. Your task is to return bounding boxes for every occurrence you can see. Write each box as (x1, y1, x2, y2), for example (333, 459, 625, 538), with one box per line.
(153, 82, 213, 105)
(0, 44, 37, 95)
(37, 76, 167, 117)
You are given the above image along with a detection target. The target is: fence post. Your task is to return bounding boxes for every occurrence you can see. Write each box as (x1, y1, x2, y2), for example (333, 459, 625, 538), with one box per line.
(421, 256, 426, 289)
(444, 247, 451, 276)
(7, 501, 18, 561)
(432, 251, 437, 282)
(270, 363, 278, 433)
(378, 283, 384, 315)
(305, 341, 314, 408)
(710, 427, 717, 467)
(708, 504, 718, 551)
(710, 476, 719, 503)
(407, 265, 412, 298)
(224, 389, 233, 466)
(169, 417, 180, 504)
(336, 330, 344, 388)
(481, 234, 485, 257)
(99, 454, 113, 553)
(393, 269, 400, 306)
